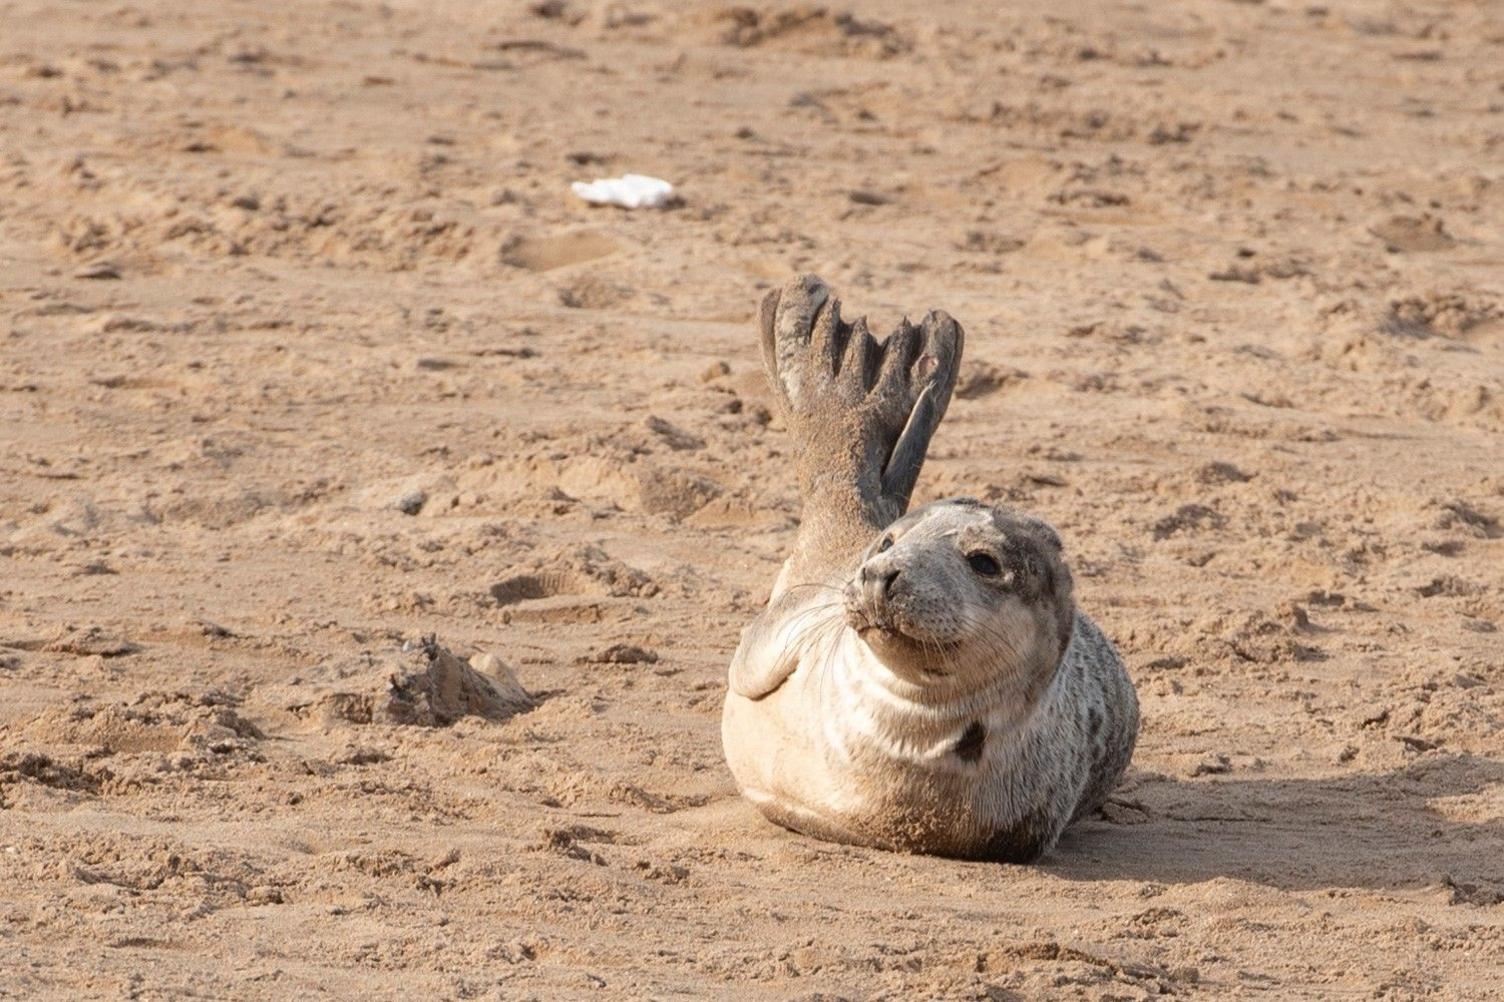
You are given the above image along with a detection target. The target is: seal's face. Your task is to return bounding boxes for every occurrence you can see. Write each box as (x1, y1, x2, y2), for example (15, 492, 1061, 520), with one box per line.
(842, 499, 1075, 692)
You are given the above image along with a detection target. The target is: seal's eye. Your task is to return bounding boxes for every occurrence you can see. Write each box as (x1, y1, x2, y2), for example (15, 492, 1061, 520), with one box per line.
(967, 552, 1002, 577)
(877, 536, 893, 553)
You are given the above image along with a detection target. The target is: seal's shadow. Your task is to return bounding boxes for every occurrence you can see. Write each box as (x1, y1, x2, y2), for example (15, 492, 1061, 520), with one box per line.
(1048, 755, 1504, 895)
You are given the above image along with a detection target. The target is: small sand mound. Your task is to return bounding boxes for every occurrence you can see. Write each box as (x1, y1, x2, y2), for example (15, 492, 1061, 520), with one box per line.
(386, 638, 535, 726)
(305, 637, 534, 728)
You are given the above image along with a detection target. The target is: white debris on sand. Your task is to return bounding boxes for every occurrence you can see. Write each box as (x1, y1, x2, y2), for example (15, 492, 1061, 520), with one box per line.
(570, 173, 675, 209)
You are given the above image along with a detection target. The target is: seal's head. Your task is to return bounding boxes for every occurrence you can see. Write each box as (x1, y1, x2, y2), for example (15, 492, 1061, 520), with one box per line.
(842, 499, 1075, 695)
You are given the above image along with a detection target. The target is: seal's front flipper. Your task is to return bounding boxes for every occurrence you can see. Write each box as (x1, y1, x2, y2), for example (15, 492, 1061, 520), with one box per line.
(728, 586, 836, 700)
(728, 617, 795, 701)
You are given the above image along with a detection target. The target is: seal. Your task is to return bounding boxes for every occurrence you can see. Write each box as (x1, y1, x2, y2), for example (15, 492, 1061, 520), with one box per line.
(721, 275, 1139, 861)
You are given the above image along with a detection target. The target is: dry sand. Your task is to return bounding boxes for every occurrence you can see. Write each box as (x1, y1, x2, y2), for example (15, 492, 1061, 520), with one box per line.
(2, 0, 1503, 998)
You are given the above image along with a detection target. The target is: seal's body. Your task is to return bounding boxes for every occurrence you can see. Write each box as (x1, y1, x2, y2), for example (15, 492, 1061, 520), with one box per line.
(721, 276, 1138, 861)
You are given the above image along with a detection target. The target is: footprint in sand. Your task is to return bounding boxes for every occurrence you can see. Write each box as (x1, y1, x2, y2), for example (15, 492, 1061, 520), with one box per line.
(501, 230, 619, 272)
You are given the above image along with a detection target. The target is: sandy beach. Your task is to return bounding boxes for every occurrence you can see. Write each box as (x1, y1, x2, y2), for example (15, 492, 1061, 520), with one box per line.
(2, 0, 1502, 997)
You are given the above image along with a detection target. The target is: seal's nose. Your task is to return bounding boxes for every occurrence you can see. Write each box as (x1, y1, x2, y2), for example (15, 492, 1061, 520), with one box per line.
(860, 562, 901, 608)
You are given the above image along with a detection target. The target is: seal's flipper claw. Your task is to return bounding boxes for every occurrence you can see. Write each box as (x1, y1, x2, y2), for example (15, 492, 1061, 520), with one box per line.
(760, 274, 831, 414)
(810, 294, 848, 386)
(880, 310, 964, 510)
(873, 319, 921, 419)
(917, 309, 963, 406)
(840, 317, 881, 396)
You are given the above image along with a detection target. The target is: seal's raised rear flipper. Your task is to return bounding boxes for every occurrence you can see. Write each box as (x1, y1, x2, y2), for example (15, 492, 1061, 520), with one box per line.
(758, 275, 963, 575)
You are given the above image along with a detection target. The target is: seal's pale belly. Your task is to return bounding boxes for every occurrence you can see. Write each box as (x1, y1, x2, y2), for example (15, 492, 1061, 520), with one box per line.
(723, 693, 887, 849)
(723, 631, 1026, 855)
(724, 685, 1040, 856)
(722, 614, 1137, 861)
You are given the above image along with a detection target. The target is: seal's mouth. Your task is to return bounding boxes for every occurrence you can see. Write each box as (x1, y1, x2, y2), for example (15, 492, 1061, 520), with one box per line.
(842, 577, 963, 678)
(845, 580, 913, 637)
(843, 590, 897, 636)
(844, 602, 960, 673)
(845, 607, 895, 635)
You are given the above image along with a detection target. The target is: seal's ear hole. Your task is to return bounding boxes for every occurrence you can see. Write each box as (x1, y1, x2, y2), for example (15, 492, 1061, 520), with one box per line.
(967, 552, 1002, 577)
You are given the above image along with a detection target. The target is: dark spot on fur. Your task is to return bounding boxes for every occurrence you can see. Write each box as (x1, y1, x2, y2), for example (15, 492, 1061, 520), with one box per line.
(1088, 706, 1103, 740)
(954, 721, 986, 763)
(984, 511, 1070, 605)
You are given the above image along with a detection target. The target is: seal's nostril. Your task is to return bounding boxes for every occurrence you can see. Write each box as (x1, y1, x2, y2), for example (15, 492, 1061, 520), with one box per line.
(882, 569, 900, 597)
